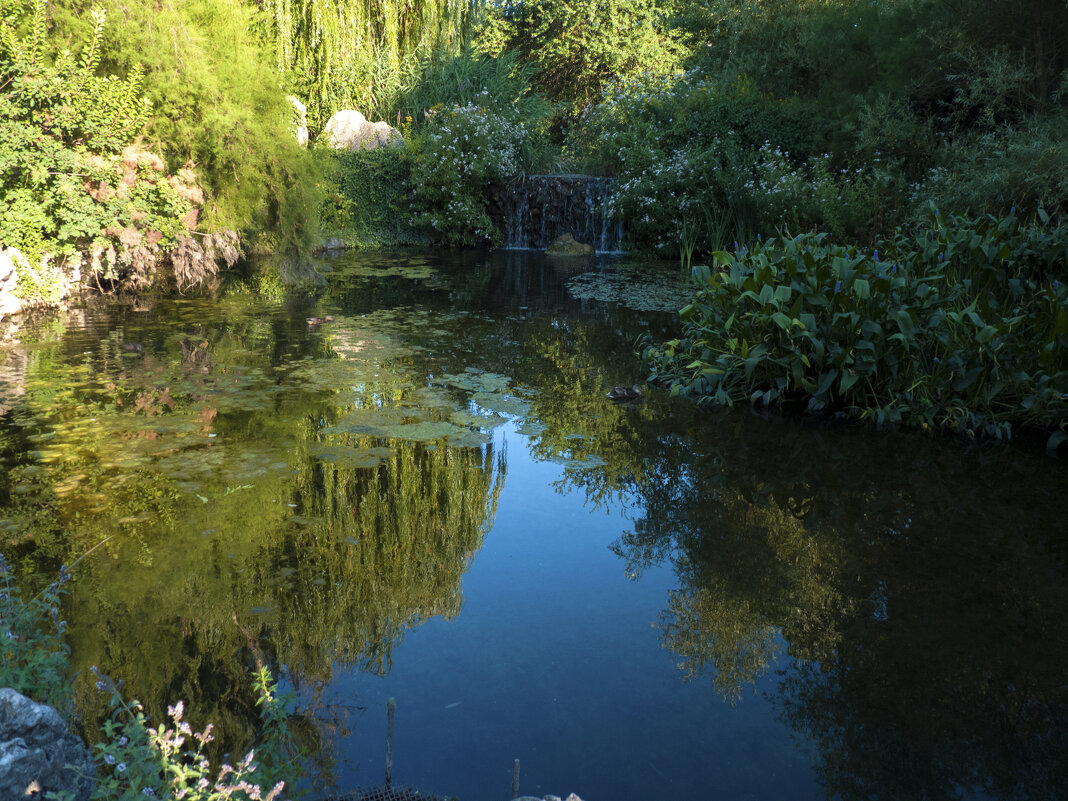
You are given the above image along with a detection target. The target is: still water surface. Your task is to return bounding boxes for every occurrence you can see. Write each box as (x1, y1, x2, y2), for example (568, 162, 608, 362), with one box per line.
(0, 250, 1065, 801)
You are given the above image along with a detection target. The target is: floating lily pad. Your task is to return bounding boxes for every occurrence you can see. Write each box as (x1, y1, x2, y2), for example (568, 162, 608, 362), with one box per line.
(547, 453, 607, 469)
(438, 369, 512, 394)
(332, 261, 437, 281)
(515, 420, 547, 436)
(471, 392, 531, 417)
(567, 266, 693, 312)
(441, 429, 493, 448)
(323, 407, 423, 435)
(405, 385, 458, 410)
(449, 408, 508, 429)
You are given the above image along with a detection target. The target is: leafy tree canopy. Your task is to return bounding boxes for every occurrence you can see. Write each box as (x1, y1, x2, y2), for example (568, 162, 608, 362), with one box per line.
(477, 0, 687, 103)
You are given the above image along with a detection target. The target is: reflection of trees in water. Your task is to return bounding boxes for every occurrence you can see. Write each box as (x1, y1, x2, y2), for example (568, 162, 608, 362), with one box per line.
(518, 321, 656, 509)
(7, 254, 1068, 798)
(0, 297, 507, 772)
(56, 434, 504, 770)
(608, 427, 848, 702)
(260, 437, 505, 678)
(560, 405, 1068, 799)
(652, 489, 846, 702)
(775, 470, 1068, 801)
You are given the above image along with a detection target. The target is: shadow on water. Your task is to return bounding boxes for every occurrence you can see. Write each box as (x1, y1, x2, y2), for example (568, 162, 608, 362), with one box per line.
(0, 249, 1065, 800)
(602, 409, 1068, 801)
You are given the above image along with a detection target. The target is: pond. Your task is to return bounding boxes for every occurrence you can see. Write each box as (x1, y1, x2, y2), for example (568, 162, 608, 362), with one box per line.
(1, 249, 1066, 801)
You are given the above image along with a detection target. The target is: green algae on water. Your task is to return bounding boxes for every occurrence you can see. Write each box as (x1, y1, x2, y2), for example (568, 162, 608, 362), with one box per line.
(567, 265, 693, 312)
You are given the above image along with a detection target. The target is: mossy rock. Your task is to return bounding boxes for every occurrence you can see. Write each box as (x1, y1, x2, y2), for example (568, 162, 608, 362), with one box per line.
(546, 233, 595, 256)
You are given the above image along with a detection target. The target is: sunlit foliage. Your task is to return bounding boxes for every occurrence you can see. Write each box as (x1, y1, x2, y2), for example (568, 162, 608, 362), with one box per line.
(41, 0, 326, 253)
(260, 0, 477, 130)
(478, 0, 686, 103)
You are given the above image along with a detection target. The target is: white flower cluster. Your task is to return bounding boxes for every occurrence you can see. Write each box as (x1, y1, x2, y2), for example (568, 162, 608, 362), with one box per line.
(412, 95, 530, 244)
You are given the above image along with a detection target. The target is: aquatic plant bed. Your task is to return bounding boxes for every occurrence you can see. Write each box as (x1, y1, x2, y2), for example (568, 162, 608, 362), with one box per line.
(644, 211, 1068, 447)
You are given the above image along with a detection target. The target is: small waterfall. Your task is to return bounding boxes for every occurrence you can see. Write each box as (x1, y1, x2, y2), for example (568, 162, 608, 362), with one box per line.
(496, 174, 624, 253)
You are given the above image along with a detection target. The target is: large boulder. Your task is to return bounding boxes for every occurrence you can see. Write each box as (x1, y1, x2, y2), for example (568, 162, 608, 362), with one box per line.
(321, 110, 403, 151)
(0, 688, 96, 800)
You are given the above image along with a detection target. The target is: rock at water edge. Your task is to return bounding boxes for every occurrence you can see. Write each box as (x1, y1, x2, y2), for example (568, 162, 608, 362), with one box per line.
(546, 233, 595, 256)
(0, 688, 96, 801)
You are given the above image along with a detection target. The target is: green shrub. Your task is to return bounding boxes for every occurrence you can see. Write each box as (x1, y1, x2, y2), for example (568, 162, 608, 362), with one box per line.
(575, 68, 906, 253)
(409, 99, 532, 245)
(46, 0, 323, 254)
(477, 0, 686, 103)
(643, 209, 1068, 446)
(630, 0, 1068, 257)
(397, 46, 550, 135)
(576, 69, 816, 171)
(915, 111, 1068, 222)
(0, 1, 195, 290)
(324, 146, 422, 248)
(0, 554, 71, 710)
(681, 0, 930, 108)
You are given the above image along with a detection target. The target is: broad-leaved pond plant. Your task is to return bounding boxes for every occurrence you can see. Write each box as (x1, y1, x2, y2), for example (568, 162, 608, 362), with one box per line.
(643, 208, 1068, 449)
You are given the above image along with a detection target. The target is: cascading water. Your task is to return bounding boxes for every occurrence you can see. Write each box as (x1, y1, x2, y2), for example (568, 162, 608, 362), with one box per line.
(495, 174, 624, 253)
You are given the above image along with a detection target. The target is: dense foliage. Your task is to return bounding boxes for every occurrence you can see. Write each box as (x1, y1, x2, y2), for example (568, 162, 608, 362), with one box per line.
(569, 0, 1068, 254)
(0, 1, 197, 298)
(3, 0, 1066, 442)
(45, 0, 325, 246)
(323, 146, 420, 248)
(643, 211, 1068, 446)
(261, 0, 476, 130)
(477, 0, 685, 102)
(411, 98, 533, 245)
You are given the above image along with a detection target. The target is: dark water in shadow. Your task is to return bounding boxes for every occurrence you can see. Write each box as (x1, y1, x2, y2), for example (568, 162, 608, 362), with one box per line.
(1, 249, 1065, 801)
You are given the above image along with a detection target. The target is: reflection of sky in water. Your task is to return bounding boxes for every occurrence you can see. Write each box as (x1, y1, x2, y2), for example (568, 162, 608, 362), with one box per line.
(321, 421, 819, 801)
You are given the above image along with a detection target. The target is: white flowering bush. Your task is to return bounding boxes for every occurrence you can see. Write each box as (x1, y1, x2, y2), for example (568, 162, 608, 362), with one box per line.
(745, 144, 903, 239)
(609, 140, 742, 257)
(410, 96, 529, 245)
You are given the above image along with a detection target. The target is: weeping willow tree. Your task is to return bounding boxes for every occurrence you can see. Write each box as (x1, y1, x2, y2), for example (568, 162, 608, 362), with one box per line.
(260, 0, 480, 130)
